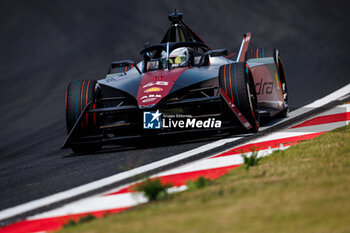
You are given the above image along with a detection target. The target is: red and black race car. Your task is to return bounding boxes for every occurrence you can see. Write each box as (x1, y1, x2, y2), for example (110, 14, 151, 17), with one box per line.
(63, 10, 288, 153)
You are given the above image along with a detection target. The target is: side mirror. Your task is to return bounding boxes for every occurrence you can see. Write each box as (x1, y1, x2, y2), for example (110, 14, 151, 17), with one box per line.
(197, 49, 228, 67)
(108, 60, 141, 74)
(204, 49, 228, 57)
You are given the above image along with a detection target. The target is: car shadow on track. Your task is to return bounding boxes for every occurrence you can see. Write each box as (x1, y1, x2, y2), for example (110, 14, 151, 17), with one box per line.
(62, 130, 240, 158)
(62, 114, 288, 158)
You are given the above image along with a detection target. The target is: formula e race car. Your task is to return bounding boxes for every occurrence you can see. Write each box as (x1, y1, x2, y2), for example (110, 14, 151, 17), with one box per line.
(62, 10, 288, 153)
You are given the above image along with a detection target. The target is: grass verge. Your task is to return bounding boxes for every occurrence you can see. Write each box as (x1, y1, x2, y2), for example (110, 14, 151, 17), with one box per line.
(59, 124, 350, 233)
(134, 178, 172, 201)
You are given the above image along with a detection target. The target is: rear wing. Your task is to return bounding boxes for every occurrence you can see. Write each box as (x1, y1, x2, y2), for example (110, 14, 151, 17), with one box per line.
(236, 32, 251, 62)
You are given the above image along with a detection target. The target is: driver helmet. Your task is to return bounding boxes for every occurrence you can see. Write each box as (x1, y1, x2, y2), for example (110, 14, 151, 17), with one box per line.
(169, 47, 190, 68)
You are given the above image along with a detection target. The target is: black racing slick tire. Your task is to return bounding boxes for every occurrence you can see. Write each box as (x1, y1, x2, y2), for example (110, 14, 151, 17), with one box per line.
(275, 50, 289, 118)
(65, 80, 101, 153)
(219, 62, 259, 132)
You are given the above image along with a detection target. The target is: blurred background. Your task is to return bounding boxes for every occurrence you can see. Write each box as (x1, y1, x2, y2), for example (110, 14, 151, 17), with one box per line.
(0, 0, 349, 209)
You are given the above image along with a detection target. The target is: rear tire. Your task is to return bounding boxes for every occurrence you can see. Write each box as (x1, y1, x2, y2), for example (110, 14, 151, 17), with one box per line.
(219, 62, 259, 132)
(65, 80, 102, 153)
(275, 50, 289, 118)
(247, 47, 289, 118)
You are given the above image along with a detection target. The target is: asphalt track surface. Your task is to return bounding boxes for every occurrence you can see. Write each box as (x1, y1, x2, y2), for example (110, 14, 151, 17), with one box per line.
(0, 0, 349, 213)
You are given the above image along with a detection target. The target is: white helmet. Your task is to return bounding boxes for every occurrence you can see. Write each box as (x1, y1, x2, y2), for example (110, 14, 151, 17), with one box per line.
(169, 47, 190, 68)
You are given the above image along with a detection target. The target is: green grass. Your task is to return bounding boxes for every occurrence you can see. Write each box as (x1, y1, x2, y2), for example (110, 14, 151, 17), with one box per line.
(63, 215, 96, 229)
(59, 124, 350, 233)
(242, 150, 261, 170)
(186, 176, 211, 190)
(134, 178, 172, 201)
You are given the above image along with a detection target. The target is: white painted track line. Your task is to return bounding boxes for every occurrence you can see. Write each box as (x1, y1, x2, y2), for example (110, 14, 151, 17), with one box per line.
(29, 193, 147, 220)
(259, 83, 350, 131)
(0, 137, 243, 221)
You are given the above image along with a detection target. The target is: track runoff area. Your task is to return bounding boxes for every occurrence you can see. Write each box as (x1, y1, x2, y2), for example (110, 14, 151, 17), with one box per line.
(1, 84, 350, 233)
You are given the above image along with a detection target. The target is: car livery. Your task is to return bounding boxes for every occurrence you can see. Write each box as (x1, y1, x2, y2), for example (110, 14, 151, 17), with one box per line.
(63, 10, 288, 153)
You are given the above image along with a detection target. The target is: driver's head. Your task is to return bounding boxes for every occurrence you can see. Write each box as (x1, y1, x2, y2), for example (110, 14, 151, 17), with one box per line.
(169, 47, 190, 68)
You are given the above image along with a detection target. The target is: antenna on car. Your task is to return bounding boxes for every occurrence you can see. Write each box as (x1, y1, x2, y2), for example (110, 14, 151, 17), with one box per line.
(168, 9, 183, 24)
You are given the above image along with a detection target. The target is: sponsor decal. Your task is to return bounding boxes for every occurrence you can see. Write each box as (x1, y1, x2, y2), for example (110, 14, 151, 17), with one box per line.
(255, 78, 273, 95)
(142, 98, 157, 103)
(106, 77, 117, 83)
(145, 87, 163, 93)
(143, 81, 169, 88)
(143, 110, 222, 129)
(141, 94, 162, 102)
(105, 74, 128, 83)
(275, 73, 280, 90)
(137, 68, 188, 106)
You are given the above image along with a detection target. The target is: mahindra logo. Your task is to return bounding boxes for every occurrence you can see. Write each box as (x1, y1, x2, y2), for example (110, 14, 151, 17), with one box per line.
(255, 78, 273, 95)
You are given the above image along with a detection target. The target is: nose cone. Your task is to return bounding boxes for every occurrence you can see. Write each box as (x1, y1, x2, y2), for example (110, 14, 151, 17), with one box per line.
(137, 68, 189, 107)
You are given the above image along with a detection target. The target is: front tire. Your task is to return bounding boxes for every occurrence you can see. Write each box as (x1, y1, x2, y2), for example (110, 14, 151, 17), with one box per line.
(65, 80, 101, 153)
(219, 62, 259, 132)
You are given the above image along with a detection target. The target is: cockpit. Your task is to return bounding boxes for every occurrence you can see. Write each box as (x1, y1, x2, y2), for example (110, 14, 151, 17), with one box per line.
(140, 41, 210, 72)
(107, 9, 228, 75)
